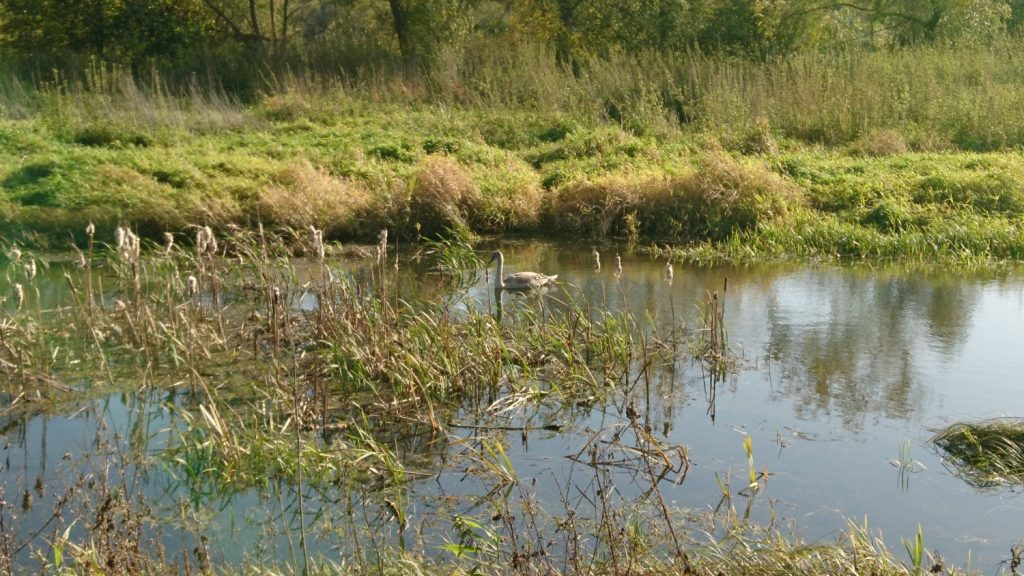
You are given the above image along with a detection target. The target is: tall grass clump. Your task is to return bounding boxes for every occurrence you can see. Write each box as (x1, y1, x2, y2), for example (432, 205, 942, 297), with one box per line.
(692, 41, 1024, 150)
(256, 160, 376, 238)
(408, 154, 481, 238)
(551, 147, 802, 241)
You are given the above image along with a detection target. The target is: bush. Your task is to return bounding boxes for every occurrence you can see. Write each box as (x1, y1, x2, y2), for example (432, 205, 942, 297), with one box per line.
(408, 155, 480, 238)
(852, 129, 908, 157)
(256, 160, 374, 238)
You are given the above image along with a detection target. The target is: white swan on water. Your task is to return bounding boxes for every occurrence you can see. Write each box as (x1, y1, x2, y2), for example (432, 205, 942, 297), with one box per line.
(489, 250, 558, 291)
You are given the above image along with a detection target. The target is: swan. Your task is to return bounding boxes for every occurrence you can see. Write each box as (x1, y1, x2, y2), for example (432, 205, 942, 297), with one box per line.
(489, 250, 557, 291)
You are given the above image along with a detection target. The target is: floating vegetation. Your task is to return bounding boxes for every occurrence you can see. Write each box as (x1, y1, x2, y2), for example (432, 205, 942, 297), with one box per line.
(931, 418, 1024, 489)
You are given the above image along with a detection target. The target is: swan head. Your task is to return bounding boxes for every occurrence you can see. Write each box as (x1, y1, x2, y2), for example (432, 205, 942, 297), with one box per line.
(489, 250, 503, 263)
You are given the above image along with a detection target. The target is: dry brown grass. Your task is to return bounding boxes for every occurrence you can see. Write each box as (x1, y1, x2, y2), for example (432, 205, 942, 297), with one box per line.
(685, 146, 800, 223)
(409, 154, 481, 237)
(549, 173, 647, 236)
(549, 147, 802, 240)
(854, 129, 909, 156)
(256, 160, 374, 237)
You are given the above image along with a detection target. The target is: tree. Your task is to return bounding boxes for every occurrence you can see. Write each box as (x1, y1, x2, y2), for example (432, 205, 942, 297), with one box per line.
(510, 0, 705, 60)
(198, 0, 320, 55)
(804, 0, 1012, 45)
(0, 0, 211, 64)
(384, 0, 479, 63)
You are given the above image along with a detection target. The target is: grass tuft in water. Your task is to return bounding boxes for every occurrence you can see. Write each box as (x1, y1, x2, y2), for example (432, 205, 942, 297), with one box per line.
(931, 418, 1024, 489)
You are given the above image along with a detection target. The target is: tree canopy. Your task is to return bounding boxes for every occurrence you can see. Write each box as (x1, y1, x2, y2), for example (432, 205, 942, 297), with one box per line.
(0, 0, 1020, 72)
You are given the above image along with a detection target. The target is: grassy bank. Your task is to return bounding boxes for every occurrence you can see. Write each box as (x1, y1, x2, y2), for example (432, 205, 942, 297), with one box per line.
(4, 44, 1024, 263)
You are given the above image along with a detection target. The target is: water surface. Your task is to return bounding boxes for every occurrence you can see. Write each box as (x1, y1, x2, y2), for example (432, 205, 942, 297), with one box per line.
(3, 242, 1024, 571)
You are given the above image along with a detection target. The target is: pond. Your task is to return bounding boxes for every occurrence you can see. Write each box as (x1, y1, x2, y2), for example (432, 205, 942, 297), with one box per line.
(2, 240, 1023, 573)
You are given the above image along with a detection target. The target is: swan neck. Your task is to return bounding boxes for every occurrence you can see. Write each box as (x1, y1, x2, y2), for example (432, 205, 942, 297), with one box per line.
(494, 253, 504, 288)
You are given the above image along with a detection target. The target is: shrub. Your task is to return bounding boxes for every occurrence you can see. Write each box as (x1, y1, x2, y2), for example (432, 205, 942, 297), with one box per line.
(409, 155, 480, 238)
(655, 148, 802, 239)
(853, 129, 908, 157)
(256, 160, 374, 238)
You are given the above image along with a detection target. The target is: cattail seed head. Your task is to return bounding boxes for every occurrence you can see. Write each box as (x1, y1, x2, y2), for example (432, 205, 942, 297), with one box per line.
(204, 226, 217, 255)
(118, 229, 139, 263)
(129, 230, 140, 262)
(9, 245, 21, 262)
(310, 226, 325, 261)
(665, 261, 674, 284)
(77, 251, 87, 269)
(615, 254, 622, 276)
(187, 275, 198, 298)
(25, 260, 36, 282)
(86, 222, 95, 238)
(376, 229, 388, 264)
(592, 248, 601, 271)
(13, 283, 24, 310)
(163, 232, 174, 255)
(196, 227, 208, 254)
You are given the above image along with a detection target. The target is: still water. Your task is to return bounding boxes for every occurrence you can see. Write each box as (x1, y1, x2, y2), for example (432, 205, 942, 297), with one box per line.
(3, 241, 1024, 571)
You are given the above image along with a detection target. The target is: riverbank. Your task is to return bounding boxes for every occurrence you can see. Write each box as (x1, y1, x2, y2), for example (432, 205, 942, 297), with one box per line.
(4, 42, 1024, 264)
(4, 103, 1024, 266)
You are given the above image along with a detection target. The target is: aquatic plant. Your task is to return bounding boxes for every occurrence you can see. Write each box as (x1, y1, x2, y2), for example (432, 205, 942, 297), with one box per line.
(931, 418, 1024, 489)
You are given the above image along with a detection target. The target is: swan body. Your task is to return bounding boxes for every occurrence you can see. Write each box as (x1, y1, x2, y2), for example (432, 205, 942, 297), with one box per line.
(490, 250, 557, 291)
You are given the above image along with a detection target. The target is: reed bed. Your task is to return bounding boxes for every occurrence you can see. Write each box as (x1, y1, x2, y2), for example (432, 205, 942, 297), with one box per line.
(2, 228, 1005, 574)
(0, 225, 691, 572)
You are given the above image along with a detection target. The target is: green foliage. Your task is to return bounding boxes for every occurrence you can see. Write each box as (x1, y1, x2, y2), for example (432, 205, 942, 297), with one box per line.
(0, 0, 1019, 90)
(0, 0, 213, 65)
(932, 418, 1024, 488)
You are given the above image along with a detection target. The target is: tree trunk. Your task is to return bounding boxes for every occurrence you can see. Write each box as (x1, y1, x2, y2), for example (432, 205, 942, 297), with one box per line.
(249, 0, 262, 37)
(281, 0, 290, 55)
(388, 0, 412, 61)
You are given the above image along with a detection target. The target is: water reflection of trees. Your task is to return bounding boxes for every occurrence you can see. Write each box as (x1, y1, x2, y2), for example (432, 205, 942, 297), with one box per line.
(483, 244, 1004, 431)
(764, 269, 982, 430)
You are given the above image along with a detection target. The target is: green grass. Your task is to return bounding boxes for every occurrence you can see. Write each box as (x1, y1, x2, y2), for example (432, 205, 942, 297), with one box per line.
(932, 418, 1024, 489)
(5, 44, 1024, 265)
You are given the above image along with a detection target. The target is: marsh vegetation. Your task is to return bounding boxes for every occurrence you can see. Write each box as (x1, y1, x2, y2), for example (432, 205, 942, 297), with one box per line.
(4, 2, 1024, 572)
(2, 233, 1024, 574)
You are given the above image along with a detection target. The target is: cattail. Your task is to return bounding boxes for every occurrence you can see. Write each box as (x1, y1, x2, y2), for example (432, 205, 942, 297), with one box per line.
(196, 227, 208, 254)
(163, 232, 174, 255)
(9, 245, 22, 262)
(25, 259, 36, 282)
(115, 226, 126, 251)
(118, 229, 139, 263)
(376, 229, 388, 264)
(86, 222, 95, 239)
(310, 226, 325, 261)
(187, 275, 198, 299)
(592, 248, 601, 272)
(665, 261, 674, 284)
(615, 254, 622, 276)
(13, 283, 24, 310)
(77, 251, 87, 269)
(204, 226, 218, 255)
(129, 230, 140, 262)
